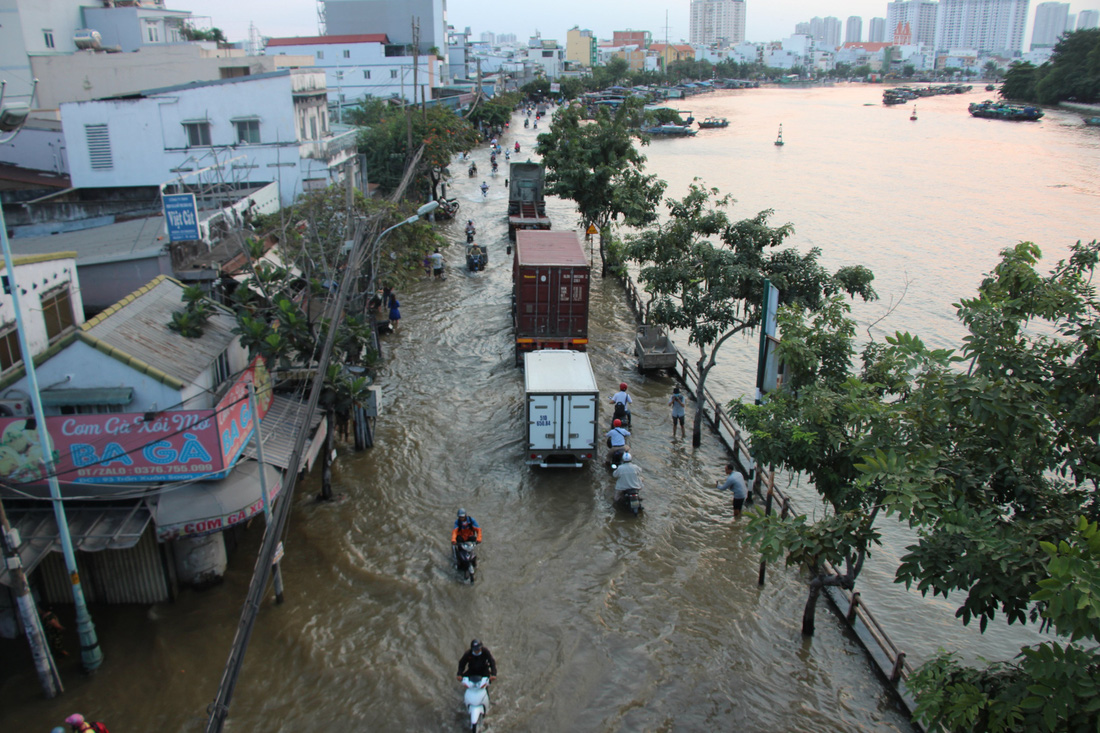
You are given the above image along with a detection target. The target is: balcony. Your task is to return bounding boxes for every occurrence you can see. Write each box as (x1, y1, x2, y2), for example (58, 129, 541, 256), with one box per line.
(300, 129, 359, 162)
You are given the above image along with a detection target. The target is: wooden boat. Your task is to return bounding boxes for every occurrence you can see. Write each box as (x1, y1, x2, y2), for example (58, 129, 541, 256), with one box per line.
(1084, 117, 1100, 127)
(774, 124, 784, 146)
(968, 100, 1043, 121)
(697, 116, 729, 129)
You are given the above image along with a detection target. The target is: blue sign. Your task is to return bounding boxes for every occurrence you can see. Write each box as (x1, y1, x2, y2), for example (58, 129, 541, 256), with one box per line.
(163, 193, 200, 242)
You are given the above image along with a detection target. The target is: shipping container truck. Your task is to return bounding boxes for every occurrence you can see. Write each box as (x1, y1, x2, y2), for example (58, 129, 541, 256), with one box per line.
(512, 230, 590, 366)
(524, 350, 599, 467)
(507, 161, 551, 240)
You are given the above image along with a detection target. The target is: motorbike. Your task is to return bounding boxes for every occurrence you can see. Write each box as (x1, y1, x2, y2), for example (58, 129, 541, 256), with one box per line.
(480, 184, 489, 199)
(611, 402, 631, 428)
(468, 164, 477, 177)
(514, 142, 520, 153)
(461, 676, 490, 731)
(618, 488, 643, 516)
(453, 540, 478, 582)
(491, 161, 498, 175)
(524, 118, 529, 128)
(607, 446, 626, 471)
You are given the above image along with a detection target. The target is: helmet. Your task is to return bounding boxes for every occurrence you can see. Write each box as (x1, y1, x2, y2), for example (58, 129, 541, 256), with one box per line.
(65, 715, 85, 726)
(620, 383, 628, 391)
(457, 508, 467, 519)
(623, 453, 632, 462)
(613, 419, 622, 427)
(471, 639, 482, 652)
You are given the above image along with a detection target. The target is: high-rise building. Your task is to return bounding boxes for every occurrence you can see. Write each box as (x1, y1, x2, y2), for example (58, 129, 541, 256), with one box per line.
(886, 1, 938, 46)
(613, 30, 653, 48)
(1066, 13, 1076, 32)
(480, 31, 495, 45)
(823, 16, 842, 47)
(689, 0, 746, 46)
(934, 0, 1029, 55)
(869, 17, 887, 42)
(1032, 2, 1070, 47)
(795, 22, 811, 36)
(846, 16, 863, 43)
(1079, 9, 1100, 29)
(566, 27, 596, 67)
(323, 0, 447, 57)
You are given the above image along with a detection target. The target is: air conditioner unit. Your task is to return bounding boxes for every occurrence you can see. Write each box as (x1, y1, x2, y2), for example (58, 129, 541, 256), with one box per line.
(0, 399, 28, 417)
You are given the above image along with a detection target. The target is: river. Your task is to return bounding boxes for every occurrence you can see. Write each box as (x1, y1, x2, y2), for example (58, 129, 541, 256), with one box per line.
(3, 85, 1097, 731)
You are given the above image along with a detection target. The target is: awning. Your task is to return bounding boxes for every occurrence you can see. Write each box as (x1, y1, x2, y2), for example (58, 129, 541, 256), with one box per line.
(0, 502, 151, 587)
(39, 387, 134, 407)
(241, 394, 326, 473)
(152, 460, 282, 541)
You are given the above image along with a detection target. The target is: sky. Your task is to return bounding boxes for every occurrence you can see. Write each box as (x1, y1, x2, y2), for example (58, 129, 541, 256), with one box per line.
(176, 0, 1100, 47)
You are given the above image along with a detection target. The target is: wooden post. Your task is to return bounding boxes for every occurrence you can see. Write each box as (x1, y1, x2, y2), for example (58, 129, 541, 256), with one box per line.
(781, 498, 791, 519)
(891, 652, 907, 682)
(846, 592, 861, 624)
(757, 489, 774, 587)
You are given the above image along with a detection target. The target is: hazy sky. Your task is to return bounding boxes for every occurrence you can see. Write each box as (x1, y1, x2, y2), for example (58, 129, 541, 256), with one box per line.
(176, 0, 1100, 47)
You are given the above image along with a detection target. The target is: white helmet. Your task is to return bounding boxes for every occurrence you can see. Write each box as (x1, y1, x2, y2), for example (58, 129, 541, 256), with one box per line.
(622, 453, 632, 462)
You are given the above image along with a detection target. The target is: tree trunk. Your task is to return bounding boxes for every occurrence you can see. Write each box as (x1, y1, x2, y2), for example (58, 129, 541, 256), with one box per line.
(802, 575, 825, 636)
(598, 228, 608, 277)
(692, 354, 708, 447)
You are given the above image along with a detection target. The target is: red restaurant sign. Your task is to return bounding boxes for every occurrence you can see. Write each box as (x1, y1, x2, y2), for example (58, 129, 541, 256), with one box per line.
(216, 355, 273, 469)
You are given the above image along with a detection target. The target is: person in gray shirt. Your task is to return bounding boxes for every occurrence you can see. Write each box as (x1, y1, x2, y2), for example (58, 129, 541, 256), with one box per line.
(717, 463, 748, 519)
(613, 453, 643, 502)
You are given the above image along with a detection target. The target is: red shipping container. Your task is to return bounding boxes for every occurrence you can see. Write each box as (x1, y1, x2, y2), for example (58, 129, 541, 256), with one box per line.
(512, 230, 590, 365)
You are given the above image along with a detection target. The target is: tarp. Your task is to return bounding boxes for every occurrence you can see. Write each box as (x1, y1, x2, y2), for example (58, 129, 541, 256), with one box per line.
(152, 460, 282, 541)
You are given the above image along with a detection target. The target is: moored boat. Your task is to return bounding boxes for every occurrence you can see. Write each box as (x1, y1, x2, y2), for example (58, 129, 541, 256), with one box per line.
(1085, 116, 1100, 127)
(641, 124, 697, 137)
(697, 116, 729, 129)
(968, 100, 1043, 121)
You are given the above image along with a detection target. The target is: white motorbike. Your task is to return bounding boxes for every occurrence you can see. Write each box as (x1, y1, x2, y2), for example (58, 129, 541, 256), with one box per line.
(461, 675, 490, 731)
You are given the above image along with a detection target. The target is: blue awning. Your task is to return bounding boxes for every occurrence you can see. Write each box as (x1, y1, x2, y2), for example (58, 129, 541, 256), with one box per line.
(40, 387, 133, 407)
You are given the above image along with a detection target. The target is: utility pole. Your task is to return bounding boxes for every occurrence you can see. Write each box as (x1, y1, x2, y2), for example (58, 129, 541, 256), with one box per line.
(247, 382, 283, 604)
(0, 499, 62, 697)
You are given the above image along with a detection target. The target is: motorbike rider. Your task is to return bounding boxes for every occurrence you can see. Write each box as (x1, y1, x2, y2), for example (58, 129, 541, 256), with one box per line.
(480, 181, 489, 197)
(514, 141, 520, 153)
(609, 382, 633, 426)
(452, 508, 483, 545)
(457, 639, 497, 681)
(612, 453, 643, 503)
(465, 220, 476, 243)
(605, 419, 630, 462)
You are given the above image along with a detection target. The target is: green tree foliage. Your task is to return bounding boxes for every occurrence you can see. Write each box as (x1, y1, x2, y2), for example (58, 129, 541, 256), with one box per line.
(1001, 29, 1100, 104)
(467, 91, 521, 128)
(628, 181, 876, 449)
(168, 285, 215, 338)
(535, 97, 666, 275)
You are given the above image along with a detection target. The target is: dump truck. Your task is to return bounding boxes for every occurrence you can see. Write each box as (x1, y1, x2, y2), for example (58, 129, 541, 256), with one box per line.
(512, 230, 589, 366)
(507, 161, 551, 240)
(524, 350, 599, 467)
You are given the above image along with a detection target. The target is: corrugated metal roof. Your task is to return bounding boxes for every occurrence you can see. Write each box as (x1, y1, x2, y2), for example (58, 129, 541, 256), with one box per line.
(10, 216, 167, 265)
(81, 276, 238, 385)
(515, 230, 588, 267)
(241, 394, 324, 472)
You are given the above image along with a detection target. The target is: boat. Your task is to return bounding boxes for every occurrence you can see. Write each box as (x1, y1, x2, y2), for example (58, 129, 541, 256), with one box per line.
(968, 100, 1044, 121)
(910, 106, 917, 121)
(697, 116, 729, 129)
(774, 124, 784, 146)
(641, 124, 697, 137)
(985, 84, 996, 91)
(1084, 117, 1100, 127)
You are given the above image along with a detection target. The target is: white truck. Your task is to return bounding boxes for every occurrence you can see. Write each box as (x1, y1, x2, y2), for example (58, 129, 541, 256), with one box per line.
(523, 350, 599, 467)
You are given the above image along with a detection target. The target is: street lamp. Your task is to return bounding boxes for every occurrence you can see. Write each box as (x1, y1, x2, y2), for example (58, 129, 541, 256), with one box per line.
(0, 78, 104, 674)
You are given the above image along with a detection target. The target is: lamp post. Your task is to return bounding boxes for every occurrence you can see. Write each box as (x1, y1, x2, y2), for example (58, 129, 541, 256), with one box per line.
(0, 79, 103, 673)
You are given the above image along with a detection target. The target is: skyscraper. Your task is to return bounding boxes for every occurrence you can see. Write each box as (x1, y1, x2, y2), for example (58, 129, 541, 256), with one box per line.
(1032, 2, 1070, 47)
(690, 0, 746, 46)
(846, 16, 863, 43)
(823, 16, 842, 47)
(886, 1, 939, 46)
(934, 0, 1029, 55)
(869, 17, 887, 42)
(1079, 9, 1100, 29)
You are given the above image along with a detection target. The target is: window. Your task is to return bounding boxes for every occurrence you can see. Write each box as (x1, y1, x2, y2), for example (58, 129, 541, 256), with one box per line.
(317, 50, 324, 59)
(41, 287, 74, 343)
(363, 70, 371, 79)
(543, 50, 553, 58)
(0, 326, 22, 372)
(43, 29, 55, 49)
(213, 350, 231, 386)
(310, 118, 317, 139)
(343, 49, 350, 58)
(233, 119, 260, 144)
(390, 69, 398, 78)
(84, 124, 113, 170)
(146, 22, 160, 43)
(183, 121, 212, 147)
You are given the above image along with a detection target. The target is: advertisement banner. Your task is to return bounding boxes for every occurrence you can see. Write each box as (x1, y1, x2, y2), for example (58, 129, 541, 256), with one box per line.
(0, 411, 222, 484)
(163, 193, 200, 242)
(216, 355, 273, 470)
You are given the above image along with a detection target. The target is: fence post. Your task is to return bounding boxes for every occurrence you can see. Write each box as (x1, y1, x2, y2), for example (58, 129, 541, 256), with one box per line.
(780, 498, 791, 519)
(757, 488, 775, 587)
(846, 592, 861, 624)
(890, 652, 906, 683)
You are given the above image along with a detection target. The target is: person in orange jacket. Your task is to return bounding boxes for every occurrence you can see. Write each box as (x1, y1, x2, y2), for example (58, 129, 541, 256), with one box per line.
(451, 508, 482, 545)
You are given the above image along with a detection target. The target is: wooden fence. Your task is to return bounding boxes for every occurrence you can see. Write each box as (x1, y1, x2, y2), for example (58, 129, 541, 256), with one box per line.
(618, 272, 922, 725)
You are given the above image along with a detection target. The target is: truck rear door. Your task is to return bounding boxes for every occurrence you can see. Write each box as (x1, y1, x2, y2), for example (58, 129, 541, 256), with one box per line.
(563, 394, 596, 451)
(528, 393, 562, 450)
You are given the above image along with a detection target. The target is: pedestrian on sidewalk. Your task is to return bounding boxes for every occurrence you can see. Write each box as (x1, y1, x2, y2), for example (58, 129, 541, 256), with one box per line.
(388, 294, 401, 331)
(430, 249, 445, 280)
(717, 463, 748, 520)
(669, 386, 686, 440)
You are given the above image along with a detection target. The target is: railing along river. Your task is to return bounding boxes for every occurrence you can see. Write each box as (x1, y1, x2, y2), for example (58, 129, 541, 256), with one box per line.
(619, 271, 922, 726)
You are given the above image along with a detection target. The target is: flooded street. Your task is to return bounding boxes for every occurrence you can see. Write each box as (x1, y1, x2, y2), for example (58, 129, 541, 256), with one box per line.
(2, 110, 914, 730)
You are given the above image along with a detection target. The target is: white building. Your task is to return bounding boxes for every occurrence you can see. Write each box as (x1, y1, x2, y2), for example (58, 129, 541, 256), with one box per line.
(934, 0, 1029, 56)
(1079, 10, 1100, 29)
(60, 70, 357, 207)
(527, 36, 565, 80)
(729, 42, 762, 66)
(321, 0, 448, 79)
(886, 1, 939, 47)
(846, 16, 863, 43)
(0, 253, 83, 379)
(869, 17, 888, 43)
(689, 0, 747, 47)
(265, 34, 440, 107)
(1031, 2, 1071, 48)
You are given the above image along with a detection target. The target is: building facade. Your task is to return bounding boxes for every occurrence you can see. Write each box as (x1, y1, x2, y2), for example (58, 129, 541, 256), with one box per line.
(689, 0, 746, 47)
(869, 17, 888, 43)
(1031, 2, 1071, 48)
(846, 16, 864, 43)
(1079, 9, 1100, 29)
(613, 30, 653, 48)
(934, 0, 1029, 55)
(886, 1, 939, 46)
(566, 27, 597, 68)
(60, 70, 356, 206)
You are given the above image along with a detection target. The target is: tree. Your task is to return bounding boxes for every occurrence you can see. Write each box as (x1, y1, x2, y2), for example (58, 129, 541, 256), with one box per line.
(627, 181, 876, 448)
(535, 97, 666, 275)
(983, 60, 1002, 80)
(1001, 61, 1039, 100)
(1034, 29, 1100, 104)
